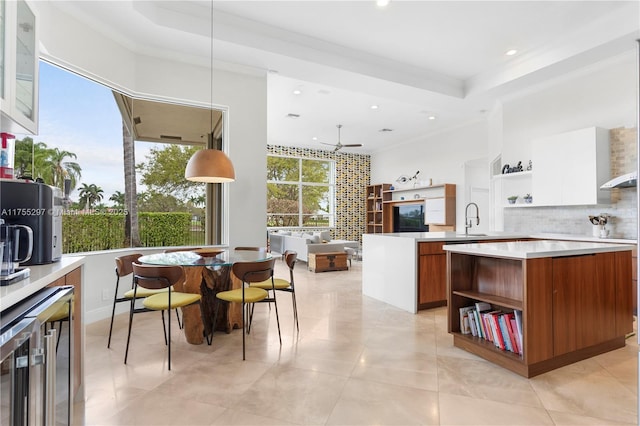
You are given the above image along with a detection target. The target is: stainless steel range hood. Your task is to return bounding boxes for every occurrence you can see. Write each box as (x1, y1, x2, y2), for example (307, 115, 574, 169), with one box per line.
(600, 171, 637, 189)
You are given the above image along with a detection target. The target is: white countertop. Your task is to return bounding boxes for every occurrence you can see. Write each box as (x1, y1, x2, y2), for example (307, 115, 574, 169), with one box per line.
(530, 232, 636, 245)
(0, 256, 85, 312)
(363, 231, 528, 242)
(363, 231, 637, 245)
(442, 240, 635, 259)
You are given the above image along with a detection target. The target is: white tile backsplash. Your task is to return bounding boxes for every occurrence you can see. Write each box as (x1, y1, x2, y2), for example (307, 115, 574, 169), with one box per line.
(503, 190, 637, 239)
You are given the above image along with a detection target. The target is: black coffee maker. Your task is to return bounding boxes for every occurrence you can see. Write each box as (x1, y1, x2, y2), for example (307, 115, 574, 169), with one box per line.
(0, 180, 62, 265)
(0, 219, 33, 276)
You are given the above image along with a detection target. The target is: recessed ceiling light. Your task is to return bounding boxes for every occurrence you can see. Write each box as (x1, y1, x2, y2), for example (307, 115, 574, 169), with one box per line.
(286, 113, 300, 119)
(376, 0, 390, 7)
(370, 105, 379, 110)
(312, 137, 318, 141)
(428, 116, 436, 120)
(505, 49, 518, 56)
(293, 89, 302, 95)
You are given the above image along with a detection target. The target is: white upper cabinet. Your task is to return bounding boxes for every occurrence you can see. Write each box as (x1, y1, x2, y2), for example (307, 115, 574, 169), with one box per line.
(1, 0, 38, 134)
(424, 197, 445, 224)
(531, 127, 610, 206)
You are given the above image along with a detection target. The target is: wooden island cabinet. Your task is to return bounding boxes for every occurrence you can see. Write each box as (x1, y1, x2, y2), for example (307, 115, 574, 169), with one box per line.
(444, 240, 633, 378)
(417, 242, 447, 309)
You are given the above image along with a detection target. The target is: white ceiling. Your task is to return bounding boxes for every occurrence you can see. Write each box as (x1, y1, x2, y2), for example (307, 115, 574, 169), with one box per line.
(50, 1, 640, 154)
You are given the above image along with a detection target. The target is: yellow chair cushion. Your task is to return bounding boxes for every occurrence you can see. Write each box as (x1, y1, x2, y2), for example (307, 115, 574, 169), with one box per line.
(216, 287, 268, 303)
(124, 286, 174, 299)
(249, 278, 291, 290)
(143, 292, 201, 310)
(48, 303, 70, 322)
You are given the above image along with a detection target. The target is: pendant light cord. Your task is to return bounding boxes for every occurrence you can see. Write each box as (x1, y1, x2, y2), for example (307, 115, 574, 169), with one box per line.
(210, 0, 214, 149)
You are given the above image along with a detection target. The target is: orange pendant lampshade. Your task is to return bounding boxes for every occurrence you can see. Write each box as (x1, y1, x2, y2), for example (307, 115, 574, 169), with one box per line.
(185, 149, 235, 183)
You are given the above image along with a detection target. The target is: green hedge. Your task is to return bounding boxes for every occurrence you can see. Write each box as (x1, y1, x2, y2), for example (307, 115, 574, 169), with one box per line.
(62, 212, 196, 253)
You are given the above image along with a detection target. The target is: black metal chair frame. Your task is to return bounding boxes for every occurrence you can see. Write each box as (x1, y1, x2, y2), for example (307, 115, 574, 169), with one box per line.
(211, 259, 281, 360)
(124, 267, 204, 370)
(251, 250, 299, 332)
(107, 254, 182, 349)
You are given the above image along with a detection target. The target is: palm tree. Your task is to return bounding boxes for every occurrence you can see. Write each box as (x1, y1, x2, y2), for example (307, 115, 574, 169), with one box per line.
(122, 120, 141, 246)
(78, 183, 104, 210)
(48, 147, 81, 191)
(14, 138, 53, 180)
(109, 190, 125, 207)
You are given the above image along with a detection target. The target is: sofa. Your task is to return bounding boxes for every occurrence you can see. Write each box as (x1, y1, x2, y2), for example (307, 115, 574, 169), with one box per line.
(269, 230, 359, 263)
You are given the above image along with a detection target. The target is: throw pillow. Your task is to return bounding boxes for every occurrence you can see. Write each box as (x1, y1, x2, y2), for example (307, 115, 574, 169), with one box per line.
(310, 235, 321, 244)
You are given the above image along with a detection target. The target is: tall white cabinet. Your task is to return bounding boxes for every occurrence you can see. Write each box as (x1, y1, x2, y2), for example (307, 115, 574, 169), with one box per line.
(1, 0, 38, 134)
(531, 127, 610, 206)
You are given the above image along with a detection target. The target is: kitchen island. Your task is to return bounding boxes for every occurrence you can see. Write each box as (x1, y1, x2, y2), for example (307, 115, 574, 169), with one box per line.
(362, 232, 528, 313)
(444, 240, 634, 377)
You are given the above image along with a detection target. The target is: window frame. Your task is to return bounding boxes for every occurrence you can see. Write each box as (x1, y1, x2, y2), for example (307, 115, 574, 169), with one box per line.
(267, 154, 336, 229)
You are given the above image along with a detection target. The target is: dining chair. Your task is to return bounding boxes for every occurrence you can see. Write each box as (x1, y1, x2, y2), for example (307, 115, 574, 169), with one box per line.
(250, 250, 299, 331)
(124, 263, 203, 370)
(212, 257, 281, 360)
(45, 299, 73, 351)
(234, 246, 265, 251)
(107, 253, 183, 349)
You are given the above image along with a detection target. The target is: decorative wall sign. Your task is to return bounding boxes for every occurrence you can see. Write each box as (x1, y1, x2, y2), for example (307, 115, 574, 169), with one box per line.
(501, 161, 524, 174)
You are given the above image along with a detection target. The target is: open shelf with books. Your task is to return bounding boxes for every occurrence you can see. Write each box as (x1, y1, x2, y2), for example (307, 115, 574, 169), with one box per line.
(366, 183, 391, 233)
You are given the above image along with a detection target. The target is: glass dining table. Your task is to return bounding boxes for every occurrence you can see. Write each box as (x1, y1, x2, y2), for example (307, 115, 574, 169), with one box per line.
(138, 248, 273, 345)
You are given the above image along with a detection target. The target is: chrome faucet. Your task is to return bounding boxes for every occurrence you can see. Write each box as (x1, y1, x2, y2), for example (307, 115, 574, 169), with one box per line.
(465, 202, 480, 236)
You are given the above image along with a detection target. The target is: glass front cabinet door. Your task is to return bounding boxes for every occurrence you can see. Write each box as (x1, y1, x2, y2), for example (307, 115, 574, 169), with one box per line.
(1, 0, 6, 108)
(0, 0, 38, 135)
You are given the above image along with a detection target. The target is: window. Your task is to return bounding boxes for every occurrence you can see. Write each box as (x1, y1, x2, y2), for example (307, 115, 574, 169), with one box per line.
(267, 155, 334, 228)
(9, 60, 227, 253)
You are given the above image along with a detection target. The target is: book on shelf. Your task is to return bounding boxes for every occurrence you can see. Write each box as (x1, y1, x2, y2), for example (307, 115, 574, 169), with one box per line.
(459, 306, 475, 335)
(473, 309, 485, 339)
(482, 312, 494, 343)
(498, 314, 513, 352)
(487, 311, 504, 349)
(468, 312, 478, 336)
(504, 312, 519, 354)
(475, 301, 491, 312)
(474, 302, 491, 340)
(514, 309, 524, 353)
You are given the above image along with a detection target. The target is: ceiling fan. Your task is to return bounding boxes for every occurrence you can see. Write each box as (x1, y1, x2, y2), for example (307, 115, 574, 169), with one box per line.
(321, 124, 363, 152)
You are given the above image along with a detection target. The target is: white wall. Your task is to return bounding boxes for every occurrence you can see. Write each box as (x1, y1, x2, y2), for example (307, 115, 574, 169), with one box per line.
(501, 51, 636, 167)
(370, 120, 488, 231)
(36, 3, 268, 323)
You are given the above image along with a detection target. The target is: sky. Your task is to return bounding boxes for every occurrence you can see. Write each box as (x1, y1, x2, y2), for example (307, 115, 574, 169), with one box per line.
(13, 62, 156, 203)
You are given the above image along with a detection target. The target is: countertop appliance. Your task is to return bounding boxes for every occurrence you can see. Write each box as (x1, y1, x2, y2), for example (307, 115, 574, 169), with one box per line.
(0, 179, 63, 265)
(1, 219, 33, 276)
(1, 285, 74, 425)
(600, 171, 637, 189)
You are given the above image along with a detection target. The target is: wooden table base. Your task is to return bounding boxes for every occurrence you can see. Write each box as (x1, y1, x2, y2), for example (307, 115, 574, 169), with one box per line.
(180, 266, 242, 344)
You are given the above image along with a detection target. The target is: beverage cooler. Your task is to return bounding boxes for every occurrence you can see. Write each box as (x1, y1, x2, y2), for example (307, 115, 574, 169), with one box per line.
(0, 286, 74, 425)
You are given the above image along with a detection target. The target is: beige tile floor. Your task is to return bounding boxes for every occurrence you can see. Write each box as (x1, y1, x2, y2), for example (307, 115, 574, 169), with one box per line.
(76, 260, 639, 425)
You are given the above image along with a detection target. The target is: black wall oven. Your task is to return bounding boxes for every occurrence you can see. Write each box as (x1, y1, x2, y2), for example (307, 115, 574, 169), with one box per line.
(1, 286, 73, 425)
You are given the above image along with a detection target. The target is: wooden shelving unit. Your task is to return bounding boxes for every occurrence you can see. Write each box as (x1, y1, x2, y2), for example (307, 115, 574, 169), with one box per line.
(366, 184, 391, 233)
(382, 183, 456, 233)
(447, 250, 633, 378)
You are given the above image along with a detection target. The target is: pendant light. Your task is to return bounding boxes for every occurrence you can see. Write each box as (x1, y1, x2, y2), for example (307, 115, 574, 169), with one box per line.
(185, 1, 235, 183)
(185, 149, 235, 182)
